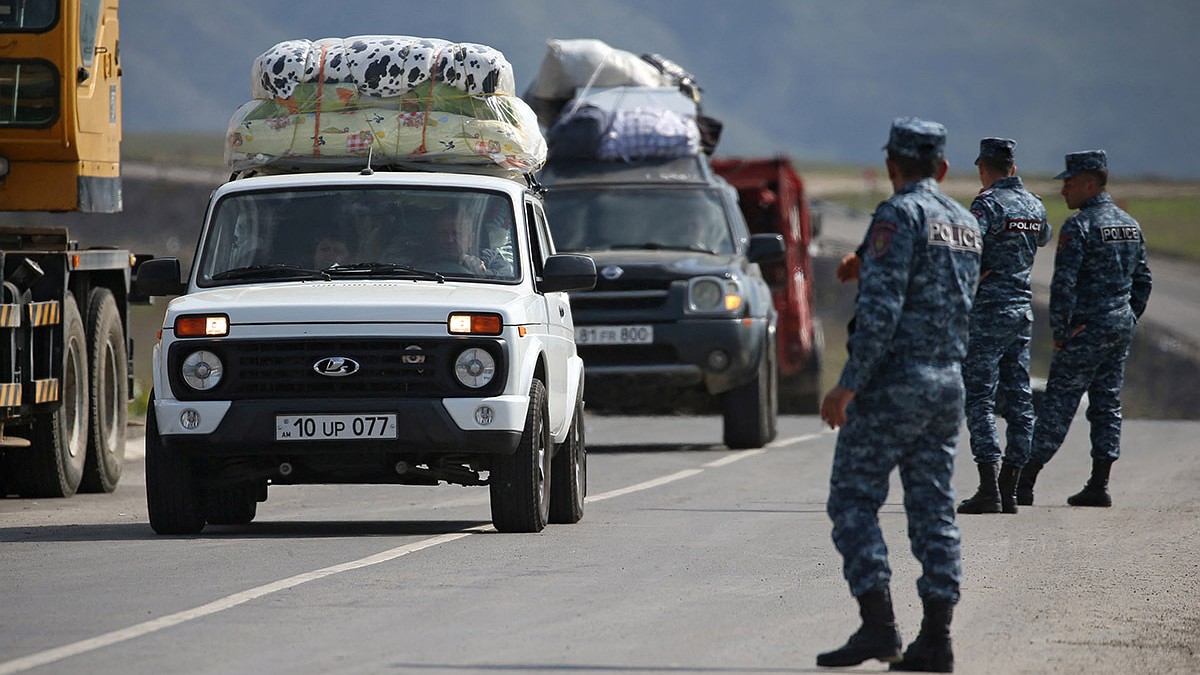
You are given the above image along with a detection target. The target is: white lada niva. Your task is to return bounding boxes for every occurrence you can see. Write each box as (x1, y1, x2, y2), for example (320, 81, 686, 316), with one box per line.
(136, 169, 596, 534)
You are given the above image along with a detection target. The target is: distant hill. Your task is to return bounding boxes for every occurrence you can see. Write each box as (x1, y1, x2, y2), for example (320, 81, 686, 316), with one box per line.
(119, 1, 1200, 178)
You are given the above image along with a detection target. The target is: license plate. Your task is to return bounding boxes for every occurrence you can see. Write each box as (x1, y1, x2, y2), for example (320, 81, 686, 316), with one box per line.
(575, 324, 653, 345)
(275, 414, 398, 441)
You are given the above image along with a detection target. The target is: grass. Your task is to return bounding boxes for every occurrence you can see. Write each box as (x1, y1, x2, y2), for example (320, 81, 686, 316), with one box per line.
(123, 137, 1200, 263)
(818, 179, 1200, 265)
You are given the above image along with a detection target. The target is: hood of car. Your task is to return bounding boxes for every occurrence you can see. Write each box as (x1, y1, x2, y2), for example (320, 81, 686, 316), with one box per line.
(581, 249, 740, 290)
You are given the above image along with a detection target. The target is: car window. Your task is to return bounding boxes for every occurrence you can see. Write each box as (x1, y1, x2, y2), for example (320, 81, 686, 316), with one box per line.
(543, 186, 735, 254)
(196, 187, 521, 286)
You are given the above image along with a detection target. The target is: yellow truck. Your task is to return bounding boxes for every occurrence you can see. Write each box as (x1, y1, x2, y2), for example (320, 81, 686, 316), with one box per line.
(0, 0, 134, 497)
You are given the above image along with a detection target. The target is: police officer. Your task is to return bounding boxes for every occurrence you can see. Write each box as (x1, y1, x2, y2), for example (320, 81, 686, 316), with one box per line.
(1017, 150, 1151, 507)
(817, 118, 980, 672)
(957, 138, 1051, 516)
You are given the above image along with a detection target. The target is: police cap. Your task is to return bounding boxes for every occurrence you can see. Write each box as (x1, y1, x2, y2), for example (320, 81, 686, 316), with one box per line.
(976, 137, 1016, 164)
(883, 117, 946, 160)
(1054, 149, 1107, 180)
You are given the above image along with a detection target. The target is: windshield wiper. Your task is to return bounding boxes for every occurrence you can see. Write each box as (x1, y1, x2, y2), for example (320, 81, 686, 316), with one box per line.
(323, 262, 445, 283)
(609, 243, 720, 255)
(211, 264, 331, 281)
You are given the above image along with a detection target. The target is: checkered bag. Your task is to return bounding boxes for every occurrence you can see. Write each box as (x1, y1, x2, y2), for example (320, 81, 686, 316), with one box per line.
(597, 107, 699, 161)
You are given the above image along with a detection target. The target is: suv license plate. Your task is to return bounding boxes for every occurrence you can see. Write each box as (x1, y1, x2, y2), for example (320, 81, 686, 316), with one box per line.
(575, 325, 653, 345)
(275, 414, 398, 441)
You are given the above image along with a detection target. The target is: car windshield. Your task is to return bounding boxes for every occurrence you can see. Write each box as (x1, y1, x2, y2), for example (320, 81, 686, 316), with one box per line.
(196, 186, 520, 286)
(543, 187, 735, 255)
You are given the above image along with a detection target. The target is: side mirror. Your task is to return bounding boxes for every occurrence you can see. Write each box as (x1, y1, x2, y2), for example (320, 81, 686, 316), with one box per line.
(747, 233, 786, 264)
(134, 257, 186, 297)
(540, 254, 596, 293)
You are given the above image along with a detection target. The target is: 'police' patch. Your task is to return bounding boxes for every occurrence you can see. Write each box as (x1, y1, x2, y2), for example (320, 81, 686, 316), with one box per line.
(1005, 218, 1043, 234)
(869, 221, 897, 259)
(1100, 225, 1140, 243)
(928, 219, 982, 253)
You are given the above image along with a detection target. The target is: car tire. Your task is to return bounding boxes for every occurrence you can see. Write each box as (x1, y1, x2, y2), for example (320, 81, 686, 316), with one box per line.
(549, 389, 586, 524)
(721, 335, 779, 449)
(490, 378, 551, 533)
(5, 295, 89, 497)
(145, 395, 206, 535)
(204, 483, 259, 525)
(79, 289, 127, 493)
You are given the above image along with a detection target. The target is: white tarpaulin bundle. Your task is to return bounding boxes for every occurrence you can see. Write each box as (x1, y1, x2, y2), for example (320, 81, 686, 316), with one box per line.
(225, 36, 546, 177)
(525, 38, 669, 102)
(524, 38, 674, 129)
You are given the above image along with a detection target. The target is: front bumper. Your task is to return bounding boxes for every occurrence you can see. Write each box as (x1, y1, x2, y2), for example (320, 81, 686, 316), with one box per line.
(154, 396, 527, 456)
(578, 317, 767, 395)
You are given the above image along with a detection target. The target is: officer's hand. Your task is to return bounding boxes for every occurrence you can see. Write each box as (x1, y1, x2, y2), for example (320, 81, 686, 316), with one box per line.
(820, 386, 856, 429)
(835, 253, 861, 283)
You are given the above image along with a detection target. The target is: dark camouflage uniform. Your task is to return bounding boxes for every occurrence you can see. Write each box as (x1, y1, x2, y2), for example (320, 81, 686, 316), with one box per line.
(1028, 192, 1151, 465)
(829, 172, 980, 603)
(964, 176, 1051, 466)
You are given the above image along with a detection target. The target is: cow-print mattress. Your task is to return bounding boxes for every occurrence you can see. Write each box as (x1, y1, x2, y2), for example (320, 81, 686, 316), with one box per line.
(253, 36, 516, 100)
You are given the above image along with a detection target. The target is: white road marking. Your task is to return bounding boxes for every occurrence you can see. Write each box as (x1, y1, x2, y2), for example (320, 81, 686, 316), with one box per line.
(767, 432, 829, 448)
(585, 469, 704, 503)
(0, 429, 832, 674)
(703, 449, 765, 467)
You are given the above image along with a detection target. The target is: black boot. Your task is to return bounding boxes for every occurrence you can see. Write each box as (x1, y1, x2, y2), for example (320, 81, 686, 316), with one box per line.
(890, 599, 954, 672)
(1016, 462, 1042, 506)
(817, 587, 903, 667)
(957, 462, 1001, 514)
(997, 463, 1020, 514)
(1067, 459, 1113, 507)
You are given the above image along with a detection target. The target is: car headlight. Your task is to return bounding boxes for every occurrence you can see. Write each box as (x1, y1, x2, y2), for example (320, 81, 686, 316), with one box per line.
(181, 350, 224, 391)
(454, 348, 496, 389)
(687, 277, 742, 313)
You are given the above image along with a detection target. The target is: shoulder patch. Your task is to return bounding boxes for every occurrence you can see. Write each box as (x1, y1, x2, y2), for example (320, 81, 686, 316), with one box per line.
(868, 221, 898, 259)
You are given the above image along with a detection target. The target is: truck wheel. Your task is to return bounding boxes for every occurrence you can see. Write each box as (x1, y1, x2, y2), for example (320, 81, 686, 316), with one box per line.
(145, 397, 206, 534)
(549, 391, 586, 524)
(780, 320, 824, 415)
(490, 378, 551, 533)
(6, 295, 89, 497)
(79, 289, 127, 493)
(204, 483, 259, 525)
(721, 335, 779, 449)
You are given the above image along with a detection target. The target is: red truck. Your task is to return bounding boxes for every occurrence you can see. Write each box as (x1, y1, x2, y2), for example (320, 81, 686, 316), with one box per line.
(710, 156, 823, 413)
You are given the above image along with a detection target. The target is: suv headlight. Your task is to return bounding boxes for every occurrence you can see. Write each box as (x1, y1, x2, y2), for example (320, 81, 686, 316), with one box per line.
(687, 277, 742, 313)
(181, 350, 224, 390)
(454, 348, 496, 388)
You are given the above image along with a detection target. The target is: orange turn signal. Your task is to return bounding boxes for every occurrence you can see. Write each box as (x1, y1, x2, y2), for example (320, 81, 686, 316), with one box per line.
(175, 315, 229, 337)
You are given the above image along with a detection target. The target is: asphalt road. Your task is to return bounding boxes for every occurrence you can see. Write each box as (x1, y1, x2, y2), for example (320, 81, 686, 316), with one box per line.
(3, 412, 1198, 674)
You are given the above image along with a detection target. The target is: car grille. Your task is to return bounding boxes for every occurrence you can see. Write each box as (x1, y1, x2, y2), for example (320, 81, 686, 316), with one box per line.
(167, 338, 504, 400)
(569, 289, 670, 312)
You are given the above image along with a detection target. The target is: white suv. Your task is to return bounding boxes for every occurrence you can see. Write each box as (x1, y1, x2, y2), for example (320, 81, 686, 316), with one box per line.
(136, 169, 595, 534)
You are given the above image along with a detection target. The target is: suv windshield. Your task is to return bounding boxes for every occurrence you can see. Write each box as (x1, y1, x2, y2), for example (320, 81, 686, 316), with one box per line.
(544, 187, 735, 254)
(197, 186, 519, 286)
